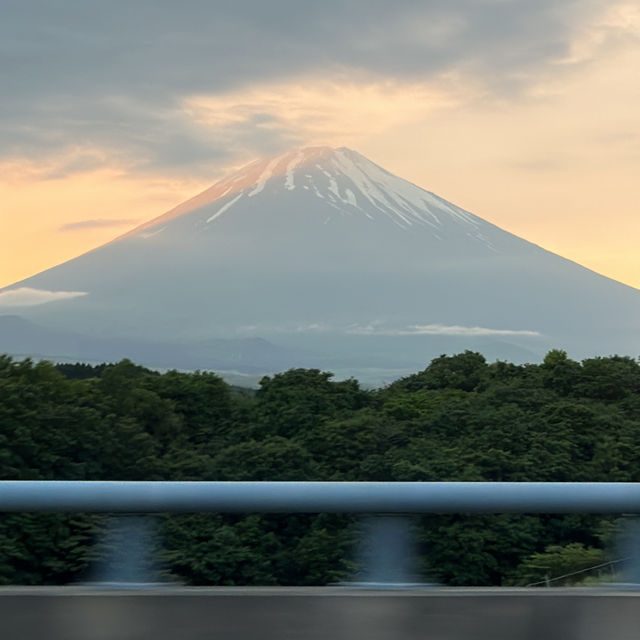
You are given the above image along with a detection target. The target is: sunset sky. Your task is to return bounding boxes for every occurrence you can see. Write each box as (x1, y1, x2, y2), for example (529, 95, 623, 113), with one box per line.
(1, 1, 639, 289)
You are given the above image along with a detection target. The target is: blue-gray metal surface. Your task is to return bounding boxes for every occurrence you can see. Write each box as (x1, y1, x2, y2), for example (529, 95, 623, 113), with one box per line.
(0, 481, 639, 513)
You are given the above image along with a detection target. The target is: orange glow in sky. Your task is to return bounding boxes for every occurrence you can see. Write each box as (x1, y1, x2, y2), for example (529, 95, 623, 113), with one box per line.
(2, 3, 640, 290)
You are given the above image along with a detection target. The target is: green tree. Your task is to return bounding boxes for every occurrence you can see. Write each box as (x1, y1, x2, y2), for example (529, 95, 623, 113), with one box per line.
(509, 543, 606, 586)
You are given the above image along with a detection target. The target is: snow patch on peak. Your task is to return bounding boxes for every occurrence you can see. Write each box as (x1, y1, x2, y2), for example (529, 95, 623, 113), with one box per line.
(344, 188, 357, 208)
(284, 149, 305, 191)
(248, 157, 280, 197)
(206, 192, 244, 223)
(139, 227, 166, 239)
(245, 147, 335, 197)
(318, 148, 491, 239)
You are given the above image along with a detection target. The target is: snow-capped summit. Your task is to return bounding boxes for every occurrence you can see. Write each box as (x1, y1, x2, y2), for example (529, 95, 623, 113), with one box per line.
(2, 146, 640, 378)
(123, 146, 495, 249)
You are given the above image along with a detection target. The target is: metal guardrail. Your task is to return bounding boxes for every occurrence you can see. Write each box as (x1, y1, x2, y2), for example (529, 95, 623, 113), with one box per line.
(1, 481, 640, 513)
(3, 481, 640, 589)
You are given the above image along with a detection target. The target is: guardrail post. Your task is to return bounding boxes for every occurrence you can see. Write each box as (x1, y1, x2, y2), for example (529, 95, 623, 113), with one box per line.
(351, 516, 422, 587)
(89, 515, 162, 587)
(617, 516, 640, 587)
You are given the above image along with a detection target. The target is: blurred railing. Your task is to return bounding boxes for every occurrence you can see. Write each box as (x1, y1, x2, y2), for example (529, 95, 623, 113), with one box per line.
(2, 481, 640, 587)
(1, 481, 640, 513)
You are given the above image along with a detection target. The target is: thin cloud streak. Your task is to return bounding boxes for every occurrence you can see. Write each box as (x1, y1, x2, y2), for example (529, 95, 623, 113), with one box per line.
(349, 324, 542, 337)
(59, 218, 139, 231)
(236, 322, 541, 338)
(0, 288, 87, 307)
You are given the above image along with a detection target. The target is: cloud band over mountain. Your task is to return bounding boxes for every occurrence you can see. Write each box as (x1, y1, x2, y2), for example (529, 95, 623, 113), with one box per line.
(348, 324, 541, 337)
(0, 288, 87, 308)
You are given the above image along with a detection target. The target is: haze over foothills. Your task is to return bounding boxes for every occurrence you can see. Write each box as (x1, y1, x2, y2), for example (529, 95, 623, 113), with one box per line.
(1, 1, 640, 291)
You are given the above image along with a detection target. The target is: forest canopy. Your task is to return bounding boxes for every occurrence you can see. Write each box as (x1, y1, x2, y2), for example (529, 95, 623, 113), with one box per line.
(0, 350, 639, 586)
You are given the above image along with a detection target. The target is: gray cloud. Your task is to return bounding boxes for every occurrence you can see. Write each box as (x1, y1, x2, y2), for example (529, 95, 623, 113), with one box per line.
(58, 219, 139, 231)
(0, 1, 606, 174)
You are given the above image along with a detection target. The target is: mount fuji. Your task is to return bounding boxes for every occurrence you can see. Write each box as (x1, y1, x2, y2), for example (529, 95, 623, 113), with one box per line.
(2, 146, 639, 382)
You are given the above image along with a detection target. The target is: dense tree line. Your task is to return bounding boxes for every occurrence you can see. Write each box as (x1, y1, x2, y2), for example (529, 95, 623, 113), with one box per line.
(0, 350, 639, 586)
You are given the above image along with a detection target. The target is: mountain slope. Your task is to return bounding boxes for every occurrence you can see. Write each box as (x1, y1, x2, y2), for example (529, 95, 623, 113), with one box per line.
(2, 146, 639, 375)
